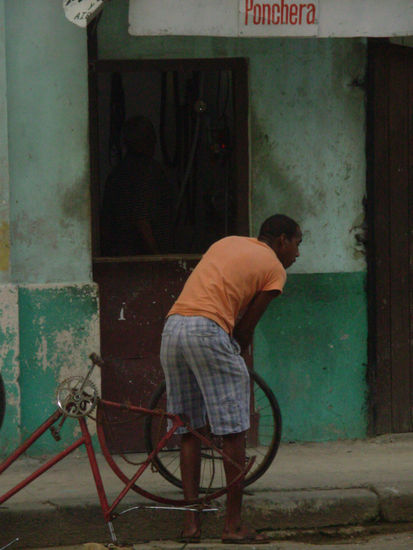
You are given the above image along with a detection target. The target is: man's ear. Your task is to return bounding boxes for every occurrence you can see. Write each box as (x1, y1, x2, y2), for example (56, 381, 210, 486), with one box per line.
(279, 233, 289, 247)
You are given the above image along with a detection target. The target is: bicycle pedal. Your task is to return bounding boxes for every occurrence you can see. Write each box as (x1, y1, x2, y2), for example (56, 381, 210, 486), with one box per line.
(49, 426, 61, 441)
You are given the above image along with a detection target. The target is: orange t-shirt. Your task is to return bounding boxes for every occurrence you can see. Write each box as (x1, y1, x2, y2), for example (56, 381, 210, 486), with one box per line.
(168, 236, 286, 334)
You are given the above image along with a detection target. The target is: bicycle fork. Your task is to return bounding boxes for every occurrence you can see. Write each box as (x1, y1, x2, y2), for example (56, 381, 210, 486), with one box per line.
(0, 412, 119, 544)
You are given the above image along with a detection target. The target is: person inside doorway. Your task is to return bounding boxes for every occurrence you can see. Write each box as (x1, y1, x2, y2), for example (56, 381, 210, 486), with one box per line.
(101, 115, 172, 256)
(160, 214, 302, 544)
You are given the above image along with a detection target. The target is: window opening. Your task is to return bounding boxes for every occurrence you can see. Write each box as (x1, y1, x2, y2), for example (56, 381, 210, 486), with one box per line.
(97, 67, 237, 257)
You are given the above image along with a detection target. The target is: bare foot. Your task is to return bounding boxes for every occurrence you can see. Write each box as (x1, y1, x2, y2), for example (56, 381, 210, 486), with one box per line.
(222, 525, 270, 544)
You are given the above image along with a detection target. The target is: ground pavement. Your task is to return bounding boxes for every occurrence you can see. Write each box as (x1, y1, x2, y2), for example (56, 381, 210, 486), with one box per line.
(1, 434, 413, 548)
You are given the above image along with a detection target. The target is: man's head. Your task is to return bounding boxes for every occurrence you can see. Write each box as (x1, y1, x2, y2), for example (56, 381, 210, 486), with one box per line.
(122, 115, 157, 157)
(258, 214, 302, 268)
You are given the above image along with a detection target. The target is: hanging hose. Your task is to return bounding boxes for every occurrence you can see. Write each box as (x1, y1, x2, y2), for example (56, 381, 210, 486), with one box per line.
(160, 71, 180, 167)
(108, 72, 125, 167)
(174, 73, 206, 226)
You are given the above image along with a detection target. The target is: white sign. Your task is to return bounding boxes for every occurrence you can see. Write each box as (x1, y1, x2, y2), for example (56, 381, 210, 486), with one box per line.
(63, 0, 107, 28)
(129, 0, 413, 38)
(128, 0, 236, 37)
(318, 0, 413, 37)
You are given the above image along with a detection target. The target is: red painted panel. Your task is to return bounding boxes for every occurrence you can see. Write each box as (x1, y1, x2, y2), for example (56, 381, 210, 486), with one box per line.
(93, 258, 199, 452)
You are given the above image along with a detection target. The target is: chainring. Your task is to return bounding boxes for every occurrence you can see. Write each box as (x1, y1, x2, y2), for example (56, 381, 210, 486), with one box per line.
(56, 376, 98, 418)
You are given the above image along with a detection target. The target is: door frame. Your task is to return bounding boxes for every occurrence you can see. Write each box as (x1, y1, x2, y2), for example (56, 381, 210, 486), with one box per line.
(366, 38, 413, 435)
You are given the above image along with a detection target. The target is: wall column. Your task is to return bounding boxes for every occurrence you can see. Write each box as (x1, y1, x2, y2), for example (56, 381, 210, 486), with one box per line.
(0, 0, 20, 452)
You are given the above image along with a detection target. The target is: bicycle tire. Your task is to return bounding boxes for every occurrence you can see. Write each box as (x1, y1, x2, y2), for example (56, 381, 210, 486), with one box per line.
(0, 372, 5, 431)
(143, 369, 282, 492)
(96, 399, 246, 506)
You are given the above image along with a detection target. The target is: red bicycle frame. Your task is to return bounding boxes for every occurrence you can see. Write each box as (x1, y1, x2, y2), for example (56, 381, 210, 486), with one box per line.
(0, 399, 252, 543)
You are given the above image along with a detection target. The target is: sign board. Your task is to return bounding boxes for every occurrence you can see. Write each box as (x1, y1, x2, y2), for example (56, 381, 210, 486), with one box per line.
(63, 0, 107, 28)
(129, 0, 413, 38)
(128, 0, 237, 37)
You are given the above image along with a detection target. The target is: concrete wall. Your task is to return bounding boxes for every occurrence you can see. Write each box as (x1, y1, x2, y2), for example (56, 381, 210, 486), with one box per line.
(97, 2, 368, 441)
(0, 0, 10, 282)
(0, 1, 99, 455)
(6, 1, 91, 284)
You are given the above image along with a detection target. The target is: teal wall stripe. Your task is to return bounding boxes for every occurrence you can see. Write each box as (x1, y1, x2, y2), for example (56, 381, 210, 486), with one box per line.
(18, 284, 99, 454)
(254, 272, 368, 441)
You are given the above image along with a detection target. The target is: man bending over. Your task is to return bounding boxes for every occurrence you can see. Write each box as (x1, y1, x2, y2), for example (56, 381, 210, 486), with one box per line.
(160, 213, 302, 544)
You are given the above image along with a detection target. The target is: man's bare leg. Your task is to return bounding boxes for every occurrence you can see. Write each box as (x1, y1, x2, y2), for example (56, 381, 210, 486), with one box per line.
(222, 431, 268, 542)
(222, 431, 245, 535)
(180, 431, 202, 538)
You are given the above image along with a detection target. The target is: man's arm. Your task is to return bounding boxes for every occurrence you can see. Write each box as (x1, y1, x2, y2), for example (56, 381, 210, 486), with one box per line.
(233, 290, 280, 353)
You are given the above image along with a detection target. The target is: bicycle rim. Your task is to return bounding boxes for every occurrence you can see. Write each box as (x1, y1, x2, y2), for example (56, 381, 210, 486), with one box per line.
(96, 399, 235, 506)
(143, 369, 282, 491)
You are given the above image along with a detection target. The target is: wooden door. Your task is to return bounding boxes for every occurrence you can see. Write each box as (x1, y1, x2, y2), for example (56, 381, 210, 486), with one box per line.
(368, 41, 413, 434)
(88, 58, 249, 451)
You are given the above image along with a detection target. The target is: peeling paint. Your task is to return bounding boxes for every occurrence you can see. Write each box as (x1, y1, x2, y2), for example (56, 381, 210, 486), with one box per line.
(0, 285, 20, 453)
(16, 283, 100, 454)
(178, 259, 188, 271)
(255, 272, 368, 442)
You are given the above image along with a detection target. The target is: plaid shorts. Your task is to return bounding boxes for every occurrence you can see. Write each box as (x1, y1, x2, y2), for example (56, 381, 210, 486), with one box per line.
(160, 314, 250, 435)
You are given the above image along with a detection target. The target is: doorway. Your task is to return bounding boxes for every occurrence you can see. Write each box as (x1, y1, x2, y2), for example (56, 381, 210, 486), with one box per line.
(368, 41, 413, 434)
(88, 58, 249, 451)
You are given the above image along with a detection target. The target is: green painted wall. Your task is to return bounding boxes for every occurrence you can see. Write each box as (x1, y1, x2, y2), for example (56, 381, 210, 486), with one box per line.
(0, 1, 18, 452)
(18, 284, 99, 454)
(0, 282, 99, 456)
(0, 285, 19, 452)
(97, 4, 367, 275)
(0, 2, 100, 455)
(0, 0, 370, 453)
(0, 0, 10, 282)
(255, 273, 368, 441)
(97, 2, 369, 441)
(5, 0, 91, 284)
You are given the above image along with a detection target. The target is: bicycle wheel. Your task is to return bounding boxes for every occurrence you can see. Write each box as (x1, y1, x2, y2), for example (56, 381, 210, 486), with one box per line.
(0, 372, 5, 431)
(96, 399, 248, 506)
(144, 369, 282, 492)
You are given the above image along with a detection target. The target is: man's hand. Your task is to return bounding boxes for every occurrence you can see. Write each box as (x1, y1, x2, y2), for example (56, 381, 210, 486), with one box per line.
(233, 290, 280, 353)
(233, 327, 253, 355)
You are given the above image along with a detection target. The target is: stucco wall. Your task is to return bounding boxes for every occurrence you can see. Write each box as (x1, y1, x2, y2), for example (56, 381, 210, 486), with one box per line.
(18, 284, 99, 453)
(97, 3, 367, 276)
(97, 2, 368, 441)
(256, 273, 367, 440)
(0, 0, 10, 281)
(0, 1, 99, 454)
(248, 39, 367, 274)
(0, 0, 369, 452)
(5, 1, 91, 284)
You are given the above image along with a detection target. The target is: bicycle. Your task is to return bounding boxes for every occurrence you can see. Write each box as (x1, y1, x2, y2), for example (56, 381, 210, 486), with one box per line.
(0, 354, 255, 544)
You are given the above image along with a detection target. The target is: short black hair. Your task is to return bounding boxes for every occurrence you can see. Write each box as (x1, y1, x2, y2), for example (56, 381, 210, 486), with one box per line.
(258, 214, 300, 240)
